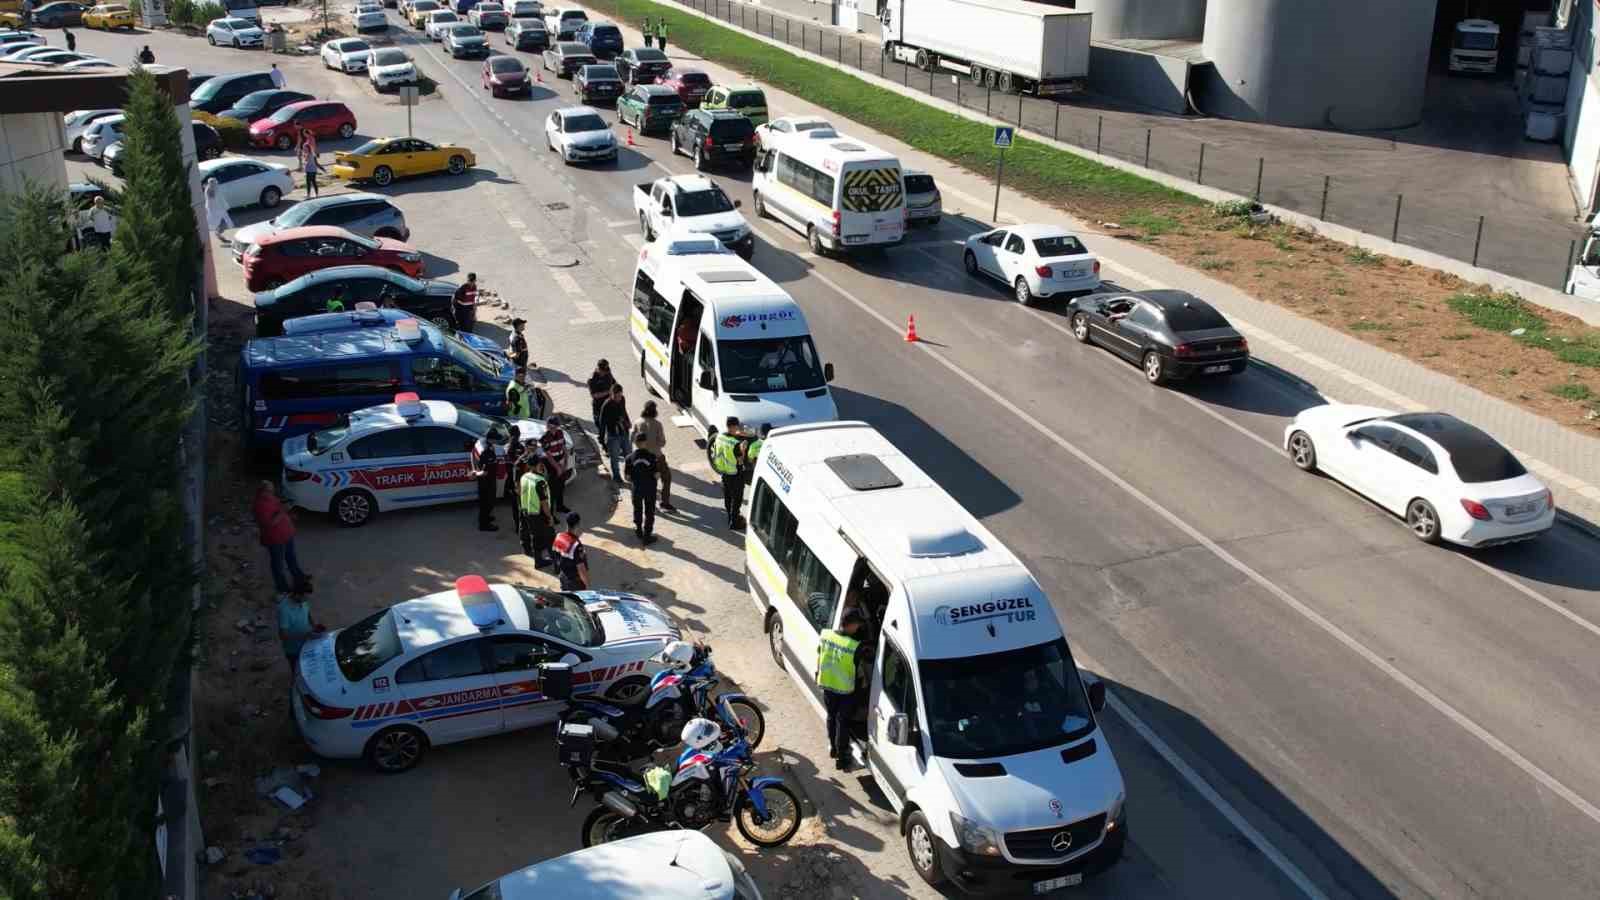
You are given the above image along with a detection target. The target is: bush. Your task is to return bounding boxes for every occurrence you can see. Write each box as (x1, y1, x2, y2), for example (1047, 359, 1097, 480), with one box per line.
(1212, 199, 1255, 219)
(169, 0, 194, 24)
(193, 1, 224, 24)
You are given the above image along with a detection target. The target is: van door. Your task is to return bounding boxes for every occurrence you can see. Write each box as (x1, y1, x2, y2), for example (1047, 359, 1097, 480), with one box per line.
(690, 328, 718, 432)
(630, 267, 674, 393)
(838, 162, 905, 248)
(868, 630, 921, 809)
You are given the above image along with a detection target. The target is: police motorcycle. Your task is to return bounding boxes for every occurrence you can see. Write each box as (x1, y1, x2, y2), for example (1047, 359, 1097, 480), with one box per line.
(560, 716, 803, 850)
(552, 640, 766, 761)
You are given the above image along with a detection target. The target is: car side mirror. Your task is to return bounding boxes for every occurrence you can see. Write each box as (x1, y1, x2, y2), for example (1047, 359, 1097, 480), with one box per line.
(824, 362, 835, 383)
(560, 652, 580, 667)
(733, 199, 742, 208)
(885, 713, 912, 746)
(1086, 678, 1106, 713)
(698, 370, 715, 391)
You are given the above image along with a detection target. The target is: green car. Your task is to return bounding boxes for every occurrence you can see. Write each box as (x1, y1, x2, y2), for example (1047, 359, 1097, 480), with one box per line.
(701, 84, 768, 126)
(618, 84, 686, 134)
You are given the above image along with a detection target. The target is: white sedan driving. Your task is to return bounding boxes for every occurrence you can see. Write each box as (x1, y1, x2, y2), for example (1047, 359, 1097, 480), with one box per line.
(753, 114, 835, 150)
(198, 156, 296, 210)
(321, 36, 374, 72)
(206, 16, 265, 47)
(963, 224, 1101, 306)
(65, 108, 121, 154)
(545, 106, 617, 164)
(425, 9, 461, 39)
(368, 47, 418, 90)
(1284, 405, 1554, 547)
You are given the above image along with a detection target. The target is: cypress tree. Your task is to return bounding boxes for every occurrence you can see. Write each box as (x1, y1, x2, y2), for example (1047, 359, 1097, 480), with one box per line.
(109, 66, 201, 321)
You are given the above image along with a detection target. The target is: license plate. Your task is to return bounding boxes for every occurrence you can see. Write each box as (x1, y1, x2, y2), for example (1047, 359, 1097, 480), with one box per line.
(1061, 268, 1084, 278)
(876, 222, 899, 232)
(845, 235, 867, 244)
(1204, 364, 1231, 374)
(724, 143, 744, 151)
(1034, 874, 1083, 893)
(1504, 502, 1535, 516)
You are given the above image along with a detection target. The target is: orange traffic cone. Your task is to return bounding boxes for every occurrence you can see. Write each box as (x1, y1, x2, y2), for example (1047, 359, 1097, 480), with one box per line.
(535, 68, 543, 84)
(904, 315, 919, 343)
(626, 126, 636, 147)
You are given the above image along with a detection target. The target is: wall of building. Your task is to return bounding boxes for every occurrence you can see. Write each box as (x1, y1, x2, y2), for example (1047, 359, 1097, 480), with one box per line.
(1073, 0, 1205, 41)
(1087, 43, 1192, 113)
(1563, 0, 1600, 210)
(1194, 0, 1437, 129)
(0, 111, 68, 196)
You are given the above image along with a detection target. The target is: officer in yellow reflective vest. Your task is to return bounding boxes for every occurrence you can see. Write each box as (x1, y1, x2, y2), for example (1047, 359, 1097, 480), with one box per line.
(518, 455, 555, 567)
(817, 609, 865, 771)
(506, 368, 534, 418)
(711, 415, 747, 530)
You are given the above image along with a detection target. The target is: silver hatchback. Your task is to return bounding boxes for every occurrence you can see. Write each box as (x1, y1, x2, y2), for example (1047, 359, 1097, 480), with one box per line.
(904, 170, 941, 225)
(230, 192, 410, 262)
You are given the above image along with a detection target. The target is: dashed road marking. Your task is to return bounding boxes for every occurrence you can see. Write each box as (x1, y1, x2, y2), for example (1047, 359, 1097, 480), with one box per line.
(607, 219, 637, 228)
(552, 269, 582, 295)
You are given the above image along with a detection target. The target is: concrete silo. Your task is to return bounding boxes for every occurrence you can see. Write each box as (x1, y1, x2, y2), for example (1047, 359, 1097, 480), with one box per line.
(1196, 0, 1438, 129)
(1075, 0, 1207, 41)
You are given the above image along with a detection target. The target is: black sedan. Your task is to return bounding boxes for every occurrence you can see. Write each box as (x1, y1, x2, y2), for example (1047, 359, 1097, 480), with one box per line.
(34, 1, 88, 25)
(541, 40, 594, 78)
(574, 63, 622, 104)
(505, 16, 547, 51)
(252, 266, 458, 336)
(1067, 289, 1250, 386)
(613, 46, 669, 86)
(216, 89, 315, 125)
(192, 121, 224, 160)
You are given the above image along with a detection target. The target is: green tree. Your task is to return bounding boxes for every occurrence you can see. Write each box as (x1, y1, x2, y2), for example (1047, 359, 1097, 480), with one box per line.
(110, 67, 201, 322)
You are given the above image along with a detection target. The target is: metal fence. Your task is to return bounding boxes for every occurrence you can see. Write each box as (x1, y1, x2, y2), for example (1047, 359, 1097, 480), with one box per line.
(680, 0, 1583, 290)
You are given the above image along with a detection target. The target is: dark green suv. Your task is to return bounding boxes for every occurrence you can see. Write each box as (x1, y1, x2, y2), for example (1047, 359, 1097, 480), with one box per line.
(617, 84, 685, 135)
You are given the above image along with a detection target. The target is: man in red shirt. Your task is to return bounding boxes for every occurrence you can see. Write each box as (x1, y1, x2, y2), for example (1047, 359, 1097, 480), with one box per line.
(453, 272, 480, 334)
(253, 481, 312, 596)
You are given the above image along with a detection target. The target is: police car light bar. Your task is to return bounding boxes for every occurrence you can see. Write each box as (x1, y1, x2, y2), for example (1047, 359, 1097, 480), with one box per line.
(455, 575, 506, 632)
(354, 301, 378, 311)
(394, 318, 423, 343)
(393, 392, 426, 420)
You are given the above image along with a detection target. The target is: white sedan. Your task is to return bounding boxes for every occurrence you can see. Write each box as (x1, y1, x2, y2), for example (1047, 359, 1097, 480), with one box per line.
(293, 575, 680, 771)
(456, 833, 764, 900)
(1284, 405, 1555, 547)
(425, 9, 461, 39)
(353, 6, 387, 31)
(198, 156, 296, 210)
(963, 224, 1101, 306)
(80, 114, 126, 161)
(754, 114, 835, 150)
(545, 106, 617, 165)
(368, 47, 418, 90)
(321, 36, 374, 72)
(64, 108, 121, 154)
(206, 16, 265, 47)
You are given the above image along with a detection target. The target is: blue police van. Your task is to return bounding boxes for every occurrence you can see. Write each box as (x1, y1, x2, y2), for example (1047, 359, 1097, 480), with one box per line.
(238, 317, 511, 448)
(281, 307, 510, 361)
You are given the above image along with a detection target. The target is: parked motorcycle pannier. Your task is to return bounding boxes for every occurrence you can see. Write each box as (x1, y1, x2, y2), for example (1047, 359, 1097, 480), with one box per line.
(557, 721, 595, 768)
(540, 662, 573, 701)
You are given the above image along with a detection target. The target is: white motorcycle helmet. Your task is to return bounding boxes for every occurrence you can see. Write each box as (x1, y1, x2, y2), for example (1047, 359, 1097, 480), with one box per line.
(681, 717, 722, 751)
(658, 640, 695, 674)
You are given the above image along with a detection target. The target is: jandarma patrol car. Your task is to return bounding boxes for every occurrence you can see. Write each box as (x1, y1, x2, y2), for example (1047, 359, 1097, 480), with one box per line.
(294, 575, 681, 772)
(281, 393, 577, 527)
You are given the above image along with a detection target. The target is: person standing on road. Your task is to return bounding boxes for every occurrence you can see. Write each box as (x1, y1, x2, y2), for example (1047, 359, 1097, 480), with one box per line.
(203, 178, 233, 238)
(277, 587, 323, 682)
(302, 145, 322, 198)
(504, 424, 526, 533)
(87, 195, 115, 249)
(471, 428, 501, 532)
(626, 431, 660, 544)
(552, 512, 590, 590)
(817, 609, 866, 771)
(520, 453, 557, 567)
(634, 400, 674, 512)
(507, 317, 530, 371)
(137, 45, 155, 65)
(586, 358, 615, 429)
(599, 383, 632, 485)
(642, 15, 653, 47)
(743, 422, 770, 491)
(505, 367, 535, 418)
(253, 481, 313, 596)
(712, 416, 747, 530)
(453, 272, 481, 333)
(19, 0, 33, 28)
(656, 20, 668, 54)
(271, 62, 286, 88)
(539, 415, 572, 514)
(63, 28, 75, 52)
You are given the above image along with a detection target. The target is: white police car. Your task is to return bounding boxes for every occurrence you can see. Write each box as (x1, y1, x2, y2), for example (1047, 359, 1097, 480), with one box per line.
(281, 392, 576, 526)
(295, 575, 681, 772)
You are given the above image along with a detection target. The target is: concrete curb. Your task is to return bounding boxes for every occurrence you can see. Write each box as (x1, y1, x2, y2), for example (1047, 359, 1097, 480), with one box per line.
(1557, 509, 1600, 542)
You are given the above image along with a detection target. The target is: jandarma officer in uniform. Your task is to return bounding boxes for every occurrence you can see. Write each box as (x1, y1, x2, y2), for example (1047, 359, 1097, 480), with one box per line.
(817, 609, 867, 772)
(711, 416, 748, 530)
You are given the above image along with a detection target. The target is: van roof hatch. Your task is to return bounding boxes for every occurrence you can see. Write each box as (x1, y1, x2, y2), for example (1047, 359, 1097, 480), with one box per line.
(825, 453, 902, 491)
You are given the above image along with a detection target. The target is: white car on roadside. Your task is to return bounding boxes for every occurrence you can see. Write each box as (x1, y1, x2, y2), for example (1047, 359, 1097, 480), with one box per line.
(65, 108, 122, 154)
(321, 36, 374, 72)
(425, 8, 461, 39)
(368, 46, 418, 90)
(753, 114, 835, 150)
(198, 156, 296, 210)
(545, 105, 617, 164)
(292, 574, 681, 772)
(279, 392, 576, 527)
(450, 832, 765, 900)
(1285, 406, 1555, 547)
(353, 6, 387, 32)
(206, 16, 265, 48)
(80, 114, 126, 161)
(962, 224, 1101, 306)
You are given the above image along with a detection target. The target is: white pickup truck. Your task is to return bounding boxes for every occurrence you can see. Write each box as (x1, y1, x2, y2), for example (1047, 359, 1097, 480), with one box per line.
(633, 175, 754, 259)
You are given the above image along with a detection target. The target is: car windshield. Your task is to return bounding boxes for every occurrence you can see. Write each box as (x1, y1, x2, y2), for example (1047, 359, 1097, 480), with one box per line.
(232, 91, 274, 111)
(1455, 31, 1496, 50)
(678, 72, 710, 87)
(512, 16, 542, 28)
(1163, 302, 1230, 331)
(920, 638, 1095, 759)
(341, 39, 370, 51)
(1032, 235, 1086, 257)
(585, 65, 618, 79)
(676, 187, 735, 216)
(728, 92, 763, 109)
(371, 49, 408, 66)
(1448, 442, 1527, 483)
(349, 138, 387, 155)
(451, 405, 506, 439)
(451, 24, 480, 35)
(563, 113, 607, 132)
(593, 26, 619, 38)
(708, 117, 754, 139)
(433, 11, 458, 21)
(222, 17, 252, 27)
(306, 422, 351, 454)
(444, 332, 504, 379)
(647, 92, 681, 106)
(490, 57, 523, 73)
(512, 587, 601, 646)
(904, 174, 935, 193)
(266, 104, 308, 124)
(335, 608, 403, 681)
(413, 0, 437, 8)
(717, 335, 825, 394)
(273, 199, 334, 228)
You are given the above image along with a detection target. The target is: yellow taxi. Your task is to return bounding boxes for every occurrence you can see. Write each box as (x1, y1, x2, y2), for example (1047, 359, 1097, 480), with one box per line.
(0, 11, 21, 26)
(405, 0, 441, 28)
(83, 3, 135, 28)
(328, 137, 477, 188)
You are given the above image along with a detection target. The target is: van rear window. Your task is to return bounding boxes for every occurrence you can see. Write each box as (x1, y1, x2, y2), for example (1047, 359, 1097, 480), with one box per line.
(708, 117, 754, 140)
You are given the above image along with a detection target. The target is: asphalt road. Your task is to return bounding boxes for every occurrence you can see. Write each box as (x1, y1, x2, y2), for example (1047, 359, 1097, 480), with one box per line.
(68, 13, 1600, 900)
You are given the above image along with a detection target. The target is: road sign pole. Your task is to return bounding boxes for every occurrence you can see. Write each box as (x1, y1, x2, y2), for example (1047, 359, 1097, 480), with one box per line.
(993, 147, 1005, 221)
(407, 99, 413, 138)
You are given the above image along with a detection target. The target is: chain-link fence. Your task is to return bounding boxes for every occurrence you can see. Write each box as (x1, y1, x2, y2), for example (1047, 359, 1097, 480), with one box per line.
(679, 0, 1583, 290)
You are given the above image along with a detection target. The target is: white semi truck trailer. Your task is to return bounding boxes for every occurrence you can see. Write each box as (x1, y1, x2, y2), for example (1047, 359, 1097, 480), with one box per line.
(879, 0, 1092, 96)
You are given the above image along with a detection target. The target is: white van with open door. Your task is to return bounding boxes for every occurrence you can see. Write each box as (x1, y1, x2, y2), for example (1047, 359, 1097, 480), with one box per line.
(745, 421, 1127, 894)
(751, 132, 905, 257)
(628, 232, 838, 449)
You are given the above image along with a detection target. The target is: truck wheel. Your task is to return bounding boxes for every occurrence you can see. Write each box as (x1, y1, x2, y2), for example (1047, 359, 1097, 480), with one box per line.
(999, 70, 1014, 93)
(986, 68, 999, 89)
(970, 65, 985, 86)
(914, 48, 928, 71)
(905, 811, 948, 888)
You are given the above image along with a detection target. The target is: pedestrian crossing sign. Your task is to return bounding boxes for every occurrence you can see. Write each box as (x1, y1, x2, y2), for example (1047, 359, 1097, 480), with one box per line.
(994, 126, 1014, 148)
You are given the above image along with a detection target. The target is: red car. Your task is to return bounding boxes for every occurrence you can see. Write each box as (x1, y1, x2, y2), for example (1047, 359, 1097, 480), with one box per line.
(249, 100, 359, 151)
(482, 54, 530, 96)
(240, 225, 424, 291)
(656, 67, 711, 108)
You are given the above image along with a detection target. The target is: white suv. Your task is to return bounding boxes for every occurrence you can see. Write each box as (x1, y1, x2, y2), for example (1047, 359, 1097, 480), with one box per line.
(368, 47, 418, 91)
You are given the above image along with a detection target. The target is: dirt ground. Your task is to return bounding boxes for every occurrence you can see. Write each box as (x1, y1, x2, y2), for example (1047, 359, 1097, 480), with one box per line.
(1075, 201, 1600, 433)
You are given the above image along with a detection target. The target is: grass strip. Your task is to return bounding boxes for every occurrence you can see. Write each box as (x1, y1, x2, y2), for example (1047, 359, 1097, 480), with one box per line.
(1448, 292, 1600, 369)
(583, 0, 1195, 210)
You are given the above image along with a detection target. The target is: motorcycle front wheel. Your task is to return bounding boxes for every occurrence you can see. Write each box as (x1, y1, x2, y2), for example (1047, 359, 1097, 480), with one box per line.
(581, 807, 662, 847)
(734, 783, 802, 847)
(720, 696, 766, 750)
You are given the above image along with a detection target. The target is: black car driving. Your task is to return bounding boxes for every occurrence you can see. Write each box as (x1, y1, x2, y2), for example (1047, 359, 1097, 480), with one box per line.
(1067, 290, 1250, 386)
(216, 88, 315, 124)
(542, 40, 595, 78)
(574, 63, 623, 104)
(670, 109, 756, 171)
(613, 46, 669, 86)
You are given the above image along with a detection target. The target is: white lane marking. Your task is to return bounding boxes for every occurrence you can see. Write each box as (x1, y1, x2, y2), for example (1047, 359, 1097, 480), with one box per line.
(607, 219, 637, 228)
(1460, 555, 1600, 641)
(552, 269, 582, 295)
(622, 232, 646, 249)
(805, 265, 1600, 830)
(506, 218, 526, 229)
